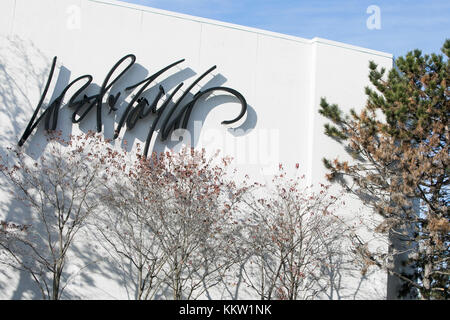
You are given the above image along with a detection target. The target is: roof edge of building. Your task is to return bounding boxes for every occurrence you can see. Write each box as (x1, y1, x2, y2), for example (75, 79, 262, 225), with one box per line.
(89, 0, 393, 59)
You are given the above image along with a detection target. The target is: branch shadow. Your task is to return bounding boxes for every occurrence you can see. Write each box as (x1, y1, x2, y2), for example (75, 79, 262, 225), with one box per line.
(0, 35, 258, 300)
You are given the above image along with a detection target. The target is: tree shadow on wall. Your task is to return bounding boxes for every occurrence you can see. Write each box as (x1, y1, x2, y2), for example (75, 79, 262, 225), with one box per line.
(0, 36, 257, 300)
(0, 36, 54, 152)
(0, 36, 147, 299)
(0, 36, 52, 299)
(0, 36, 77, 160)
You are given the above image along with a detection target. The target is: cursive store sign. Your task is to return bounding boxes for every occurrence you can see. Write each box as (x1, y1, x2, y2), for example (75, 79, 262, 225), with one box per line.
(18, 54, 248, 157)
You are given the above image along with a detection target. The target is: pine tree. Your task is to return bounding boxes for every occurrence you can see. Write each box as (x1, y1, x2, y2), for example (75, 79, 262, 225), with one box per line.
(319, 40, 449, 299)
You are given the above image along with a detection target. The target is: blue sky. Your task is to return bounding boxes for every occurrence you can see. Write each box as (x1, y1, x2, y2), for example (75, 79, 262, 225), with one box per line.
(118, 0, 449, 58)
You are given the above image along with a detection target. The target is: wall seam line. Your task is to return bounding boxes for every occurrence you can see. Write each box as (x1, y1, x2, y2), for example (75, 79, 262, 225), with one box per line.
(306, 42, 318, 186)
(10, 0, 17, 35)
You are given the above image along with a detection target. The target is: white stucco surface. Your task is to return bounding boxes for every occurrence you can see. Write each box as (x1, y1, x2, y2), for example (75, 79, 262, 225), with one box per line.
(0, 0, 393, 299)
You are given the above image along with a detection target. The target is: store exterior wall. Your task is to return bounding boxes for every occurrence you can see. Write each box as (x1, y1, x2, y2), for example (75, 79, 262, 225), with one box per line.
(0, 0, 393, 299)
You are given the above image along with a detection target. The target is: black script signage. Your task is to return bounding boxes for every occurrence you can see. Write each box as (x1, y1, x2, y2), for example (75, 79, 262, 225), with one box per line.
(18, 54, 248, 157)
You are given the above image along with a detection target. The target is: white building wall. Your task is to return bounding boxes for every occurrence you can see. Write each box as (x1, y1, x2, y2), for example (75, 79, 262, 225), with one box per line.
(0, 0, 393, 299)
